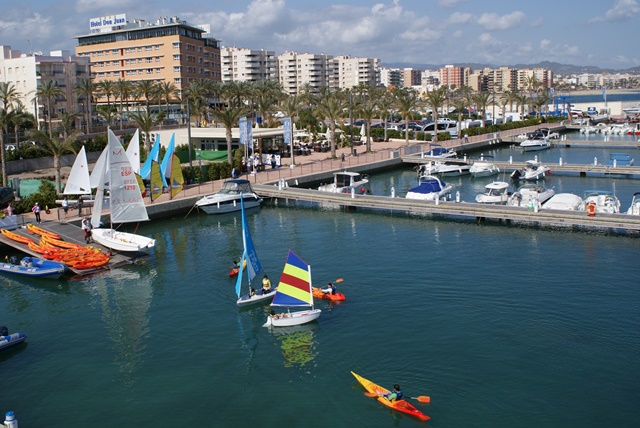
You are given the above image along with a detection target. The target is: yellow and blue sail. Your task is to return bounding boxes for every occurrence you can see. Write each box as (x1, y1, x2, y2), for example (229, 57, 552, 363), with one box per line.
(271, 250, 312, 307)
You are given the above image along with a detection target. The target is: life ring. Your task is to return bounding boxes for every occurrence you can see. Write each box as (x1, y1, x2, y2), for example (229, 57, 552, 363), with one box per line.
(587, 202, 596, 217)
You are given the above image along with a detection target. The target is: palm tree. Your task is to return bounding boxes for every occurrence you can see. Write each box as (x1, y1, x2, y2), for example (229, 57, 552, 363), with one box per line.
(449, 97, 468, 139)
(157, 81, 179, 120)
(0, 82, 21, 185)
(514, 93, 530, 117)
(114, 79, 134, 130)
(73, 78, 96, 134)
(252, 80, 284, 128)
(129, 110, 163, 154)
(135, 80, 157, 112)
(210, 81, 251, 165)
(374, 88, 395, 142)
(278, 94, 301, 163)
(423, 87, 448, 143)
(354, 86, 377, 152)
(29, 129, 80, 193)
(0, 82, 19, 112)
(392, 87, 419, 145)
(9, 104, 35, 147)
(36, 80, 65, 137)
(97, 80, 116, 126)
(315, 88, 346, 158)
(471, 92, 492, 127)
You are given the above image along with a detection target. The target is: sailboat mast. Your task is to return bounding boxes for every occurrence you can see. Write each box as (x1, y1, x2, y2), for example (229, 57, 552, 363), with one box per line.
(308, 265, 314, 309)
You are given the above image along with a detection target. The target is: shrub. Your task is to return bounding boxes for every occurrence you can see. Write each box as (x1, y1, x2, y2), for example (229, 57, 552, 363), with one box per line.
(14, 180, 57, 214)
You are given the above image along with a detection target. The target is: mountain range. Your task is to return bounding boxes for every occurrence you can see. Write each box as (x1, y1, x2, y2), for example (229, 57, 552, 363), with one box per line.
(380, 61, 640, 75)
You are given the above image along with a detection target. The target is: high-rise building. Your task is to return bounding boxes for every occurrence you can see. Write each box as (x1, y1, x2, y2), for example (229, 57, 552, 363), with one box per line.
(402, 68, 422, 87)
(334, 55, 379, 89)
(276, 52, 336, 95)
(0, 45, 90, 127)
(379, 67, 402, 88)
(74, 15, 221, 98)
(439, 65, 465, 88)
(221, 47, 276, 82)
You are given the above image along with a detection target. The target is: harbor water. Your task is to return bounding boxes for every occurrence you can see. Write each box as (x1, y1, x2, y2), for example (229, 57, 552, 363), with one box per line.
(1, 196, 640, 426)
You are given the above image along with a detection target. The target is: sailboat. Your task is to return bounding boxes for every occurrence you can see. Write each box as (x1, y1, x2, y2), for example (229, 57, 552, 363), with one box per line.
(63, 145, 91, 195)
(236, 196, 276, 306)
(168, 153, 184, 199)
(90, 129, 156, 253)
(125, 129, 141, 175)
(263, 250, 321, 327)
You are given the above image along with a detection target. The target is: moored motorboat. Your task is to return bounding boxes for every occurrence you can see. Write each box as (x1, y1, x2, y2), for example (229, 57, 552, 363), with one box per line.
(0, 326, 26, 352)
(475, 181, 510, 204)
(418, 159, 471, 176)
(580, 190, 621, 214)
(351, 371, 430, 421)
(424, 144, 457, 158)
(508, 183, 555, 207)
(405, 175, 452, 201)
(195, 179, 262, 214)
(510, 160, 551, 181)
(318, 171, 369, 193)
(469, 159, 500, 177)
(519, 134, 551, 151)
(0, 256, 66, 279)
(541, 193, 585, 211)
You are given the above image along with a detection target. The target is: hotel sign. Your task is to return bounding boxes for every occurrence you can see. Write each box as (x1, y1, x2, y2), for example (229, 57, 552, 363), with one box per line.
(89, 14, 127, 30)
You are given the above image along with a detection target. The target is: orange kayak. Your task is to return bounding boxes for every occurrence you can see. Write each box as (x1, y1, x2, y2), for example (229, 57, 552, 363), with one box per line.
(26, 223, 61, 240)
(351, 371, 430, 421)
(1, 229, 34, 245)
(312, 287, 346, 301)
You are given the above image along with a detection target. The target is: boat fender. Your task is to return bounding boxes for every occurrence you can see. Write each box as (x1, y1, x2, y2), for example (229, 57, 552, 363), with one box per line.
(587, 201, 597, 217)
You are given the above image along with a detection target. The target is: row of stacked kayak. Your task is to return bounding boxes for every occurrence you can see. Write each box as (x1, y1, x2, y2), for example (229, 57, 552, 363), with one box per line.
(0, 224, 111, 278)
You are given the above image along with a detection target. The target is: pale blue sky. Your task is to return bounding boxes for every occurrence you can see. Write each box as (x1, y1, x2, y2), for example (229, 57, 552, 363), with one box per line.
(2, 0, 639, 69)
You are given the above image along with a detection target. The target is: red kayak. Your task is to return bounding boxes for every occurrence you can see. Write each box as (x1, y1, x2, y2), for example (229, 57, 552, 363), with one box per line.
(312, 287, 346, 301)
(228, 268, 239, 278)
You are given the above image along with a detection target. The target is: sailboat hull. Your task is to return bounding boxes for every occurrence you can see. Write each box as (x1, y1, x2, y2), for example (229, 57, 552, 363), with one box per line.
(263, 309, 321, 327)
(237, 289, 277, 306)
(91, 228, 156, 252)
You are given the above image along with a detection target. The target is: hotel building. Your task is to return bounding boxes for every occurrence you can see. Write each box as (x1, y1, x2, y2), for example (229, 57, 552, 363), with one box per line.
(74, 15, 222, 98)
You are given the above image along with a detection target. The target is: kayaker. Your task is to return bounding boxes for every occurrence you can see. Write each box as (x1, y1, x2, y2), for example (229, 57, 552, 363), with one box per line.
(231, 261, 239, 270)
(249, 287, 256, 297)
(321, 282, 336, 295)
(262, 275, 272, 294)
(384, 385, 403, 402)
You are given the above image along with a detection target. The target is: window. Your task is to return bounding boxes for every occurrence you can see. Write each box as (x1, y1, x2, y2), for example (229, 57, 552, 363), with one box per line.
(174, 78, 181, 84)
(112, 49, 119, 55)
(173, 54, 181, 61)
(146, 46, 152, 52)
(174, 66, 181, 73)
(155, 45, 160, 50)
(173, 42, 180, 49)
(146, 58, 152, 63)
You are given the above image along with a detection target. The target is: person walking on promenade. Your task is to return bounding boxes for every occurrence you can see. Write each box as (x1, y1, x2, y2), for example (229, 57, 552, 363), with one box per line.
(32, 202, 41, 224)
(62, 196, 69, 220)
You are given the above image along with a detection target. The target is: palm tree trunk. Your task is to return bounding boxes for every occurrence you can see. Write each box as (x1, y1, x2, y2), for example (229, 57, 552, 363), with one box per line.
(54, 155, 61, 194)
(0, 133, 6, 187)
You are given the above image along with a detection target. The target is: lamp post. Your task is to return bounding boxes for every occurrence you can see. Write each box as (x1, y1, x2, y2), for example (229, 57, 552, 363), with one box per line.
(186, 99, 194, 183)
(349, 92, 354, 156)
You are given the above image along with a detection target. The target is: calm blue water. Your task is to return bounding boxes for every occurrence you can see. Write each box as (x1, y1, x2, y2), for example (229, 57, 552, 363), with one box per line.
(1, 197, 640, 427)
(559, 91, 640, 104)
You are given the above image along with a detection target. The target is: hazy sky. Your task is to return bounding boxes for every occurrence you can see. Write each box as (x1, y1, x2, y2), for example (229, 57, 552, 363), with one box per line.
(2, 0, 639, 69)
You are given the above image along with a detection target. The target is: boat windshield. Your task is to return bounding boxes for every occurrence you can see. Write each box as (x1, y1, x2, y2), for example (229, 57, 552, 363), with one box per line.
(220, 180, 254, 194)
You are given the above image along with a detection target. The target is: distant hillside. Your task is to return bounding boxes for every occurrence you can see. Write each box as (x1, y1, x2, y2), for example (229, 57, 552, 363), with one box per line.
(380, 61, 639, 75)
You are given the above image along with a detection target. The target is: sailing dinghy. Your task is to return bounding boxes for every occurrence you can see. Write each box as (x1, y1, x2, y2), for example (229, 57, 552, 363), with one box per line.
(90, 129, 156, 253)
(263, 251, 321, 327)
(236, 196, 276, 306)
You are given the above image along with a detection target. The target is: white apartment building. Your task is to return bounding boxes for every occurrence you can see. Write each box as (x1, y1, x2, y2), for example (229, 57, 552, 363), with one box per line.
(334, 55, 379, 89)
(0, 45, 90, 126)
(277, 52, 336, 95)
(379, 67, 402, 88)
(221, 47, 276, 82)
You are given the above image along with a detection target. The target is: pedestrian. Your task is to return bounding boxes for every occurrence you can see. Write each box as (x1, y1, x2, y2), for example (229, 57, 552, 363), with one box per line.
(62, 196, 69, 220)
(341, 153, 346, 162)
(81, 217, 92, 244)
(231, 167, 238, 178)
(77, 197, 84, 217)
(32, 202, 41, 224)
(6, 202, 13, 216)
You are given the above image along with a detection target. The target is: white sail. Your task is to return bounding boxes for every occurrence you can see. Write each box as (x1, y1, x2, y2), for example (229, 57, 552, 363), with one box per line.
(108, 129, 149, 224)
(125, 129, 141, 175)
(90, 149, 108, 229)
(63, 145, 91, 195)
(90, 146, 109, 189)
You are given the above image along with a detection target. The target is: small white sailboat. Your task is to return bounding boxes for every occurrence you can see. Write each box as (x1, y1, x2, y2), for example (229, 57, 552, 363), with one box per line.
(63, 145, 91, 195)
(125, 129, 141, 175)
(236, 196, 276, 306)
(263, 251, 321, 328)
(90, 129, 156, 253)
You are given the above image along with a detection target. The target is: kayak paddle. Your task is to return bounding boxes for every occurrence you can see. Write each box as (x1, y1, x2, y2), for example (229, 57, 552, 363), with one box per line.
(365, 392, 431, 403)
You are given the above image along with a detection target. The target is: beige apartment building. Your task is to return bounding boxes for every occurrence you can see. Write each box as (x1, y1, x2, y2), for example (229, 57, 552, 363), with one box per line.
(0, 45, 90, 128)
(335, 55, 379, 89)
(277, 52, 337, 95)
(74, 16, 221, 100)
(221, 47, 276, 82)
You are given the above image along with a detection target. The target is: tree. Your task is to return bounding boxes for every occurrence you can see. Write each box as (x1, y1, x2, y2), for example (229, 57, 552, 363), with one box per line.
(36, 80, 64, 137)
(29, 129, 80, 194)
(129, 110, 163, 154)
(135, 80, 157, 112)
(157, 81, 179, 120)
(315, 88, 346, 158)
(73, 78, 96, 134)
(209, 82, 250, 165)
(97, 80, 116, 126)
(392, 87, 419, 145)
(252, 80, 284, 128)
(353, 86, 377, 152)
(471, 92, 492, 127)
(374, 87, 395, 142)
(0, 82, 21, 186)
(423, 87, 448, 143)
(114, 79, 135, 130)
(449, 97, 468, 138)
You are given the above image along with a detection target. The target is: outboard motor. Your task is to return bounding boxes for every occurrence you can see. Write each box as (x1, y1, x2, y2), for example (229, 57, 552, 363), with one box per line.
(9, 256, 19, 265)
(0, 326, 8, 336)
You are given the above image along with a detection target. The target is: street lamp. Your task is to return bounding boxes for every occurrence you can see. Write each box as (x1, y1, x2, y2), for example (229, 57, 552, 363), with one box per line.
(349, 92, 354, 156)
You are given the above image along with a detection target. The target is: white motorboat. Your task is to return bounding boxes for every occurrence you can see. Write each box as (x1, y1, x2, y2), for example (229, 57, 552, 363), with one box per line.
(627, 192, 640, 215)
(508, 184, 555, 207)
(406, 175, 453, 201)
(195, 179, 262, 214)
(475, 181, 510, 205)
(541, 193, 585, 211)
(469, 160, 500, 177)
(424, 144, 457, 158)
(519, 134, 551, 151)
(580, 190, 621, 214)
(418, 159, 471, 176)
(622, 105, 640, 115)
(318, 171, 369, 193)
(510, 160, 551, 181)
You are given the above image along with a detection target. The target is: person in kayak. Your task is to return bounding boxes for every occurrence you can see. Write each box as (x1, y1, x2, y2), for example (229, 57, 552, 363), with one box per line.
(262, 275, 272, 294)
(231, 261, 239, 270)
(384, 385, 403, 402)
(321, 282, 336, 295)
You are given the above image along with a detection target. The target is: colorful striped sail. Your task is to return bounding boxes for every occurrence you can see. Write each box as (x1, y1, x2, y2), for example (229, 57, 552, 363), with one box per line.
(150, 160, 163, 202)
(271, 250, 313, 308)
(169, 153, 184, 199)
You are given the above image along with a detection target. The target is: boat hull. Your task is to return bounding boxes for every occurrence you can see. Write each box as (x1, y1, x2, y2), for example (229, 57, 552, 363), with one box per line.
(91, 229, 156, 252)
(0, 258, 66, 279)
(312, 288, 346, 301)
(0, 332, 26, 351)
(521, 144, 551, 152)
(237, 289, 277, 306)
(263, 309, 321, 327)
(196, 196, 262, 214)
(351, 371, 430, 421)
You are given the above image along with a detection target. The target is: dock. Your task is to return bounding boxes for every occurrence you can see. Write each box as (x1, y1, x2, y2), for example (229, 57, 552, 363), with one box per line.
(254, 184, 640, 235)
(0, 221, 144, 276)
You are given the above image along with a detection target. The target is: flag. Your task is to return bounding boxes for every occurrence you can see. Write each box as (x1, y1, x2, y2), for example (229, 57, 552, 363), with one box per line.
(602, 86, 607, 103)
